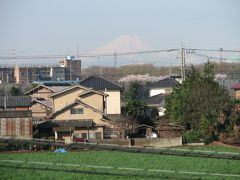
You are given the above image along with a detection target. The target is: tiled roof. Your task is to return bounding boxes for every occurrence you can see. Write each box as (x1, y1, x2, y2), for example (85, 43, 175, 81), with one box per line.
(232, 83, 240, 90)
(0, 96, 32, 108)
(148, 77, 179, 88)
(79, 76, 122, 90)
(43, 82, 71, 86)
(24, 85, 71, 95)
(50, 86, 71, 92)
(38, 119, 93, 128)
(32, 98, 53, 108)
(144, 94, 169, 106)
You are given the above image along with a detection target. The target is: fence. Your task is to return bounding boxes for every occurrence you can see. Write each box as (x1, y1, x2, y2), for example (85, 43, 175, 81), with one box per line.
(0, 137, 239, 160)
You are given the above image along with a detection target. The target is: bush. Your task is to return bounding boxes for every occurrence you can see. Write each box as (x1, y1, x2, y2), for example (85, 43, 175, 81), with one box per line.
(182, 130, 203, 144)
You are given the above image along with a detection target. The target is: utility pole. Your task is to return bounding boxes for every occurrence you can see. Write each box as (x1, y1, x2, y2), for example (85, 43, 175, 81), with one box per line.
(26, 66, 29, 85)
(98, 56, 102, 76)
(219, 48, 223, 63)
(169, 63, 172, 76)
(180, 46, 186, 82)
(113, 52, 117, 78)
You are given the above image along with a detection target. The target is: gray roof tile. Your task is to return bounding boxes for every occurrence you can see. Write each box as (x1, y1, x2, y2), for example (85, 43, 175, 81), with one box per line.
(79, 76, 122, 90)
(148, 77, 179, 88)
(0, 96, 32, 108)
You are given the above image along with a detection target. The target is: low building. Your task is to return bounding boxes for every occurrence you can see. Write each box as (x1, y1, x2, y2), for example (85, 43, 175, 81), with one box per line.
(157, 122, 184, 138)
(0, 96, 32, 139)
(148, 77, 179, 97)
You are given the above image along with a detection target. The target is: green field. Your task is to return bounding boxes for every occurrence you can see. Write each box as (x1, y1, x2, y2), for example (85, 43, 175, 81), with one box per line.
(171, 145, 240, 153)
(0, 148, 240, 180)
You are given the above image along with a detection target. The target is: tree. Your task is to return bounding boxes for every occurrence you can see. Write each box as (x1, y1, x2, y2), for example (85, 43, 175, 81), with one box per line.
(123, 81, 149, 128)
(165, 61, 233, 143)
(10, 86, 23, 96)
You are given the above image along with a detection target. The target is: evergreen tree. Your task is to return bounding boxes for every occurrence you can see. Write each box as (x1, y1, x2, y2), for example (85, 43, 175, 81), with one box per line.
(165, 62, 233, 143)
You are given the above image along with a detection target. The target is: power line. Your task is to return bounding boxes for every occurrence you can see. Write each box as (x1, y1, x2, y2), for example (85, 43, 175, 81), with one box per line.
(0, 48, 179, 60)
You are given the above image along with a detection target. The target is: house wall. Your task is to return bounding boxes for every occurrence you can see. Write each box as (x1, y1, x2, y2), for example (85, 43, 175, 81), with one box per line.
(53, 88, 85, 112)
(54, 104, 104, 123)
(0, 117, 32, 139)
(16, 107, 29, 111)
(74, 127, 104, 139)
(53, 88, 104, 112)
(30, 88, 53, 101)
(30, 103, 51, 119)
(150, 88, 173, 97)
(80, 93, 104, 112)
(235, 90, 240, 99)
(105, 90, 121, 114)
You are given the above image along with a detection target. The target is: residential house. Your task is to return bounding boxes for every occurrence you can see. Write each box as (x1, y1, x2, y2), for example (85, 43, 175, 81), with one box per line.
(148, 77, 179, 97)
(41, 85, 122, 142)
(24, 83, 71, 122)
(216, 73, 240, 98)
(0, 96, 32, 139)
(79, 76, 122, 114)
(232, 82, 240, 100)
(144, 94, 170, 116)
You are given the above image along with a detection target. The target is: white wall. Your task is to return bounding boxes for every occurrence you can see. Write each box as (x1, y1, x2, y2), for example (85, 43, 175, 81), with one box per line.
(149, 88, 173, 97)
(105, 90, 121, 114)
(149, 88, 165, 97)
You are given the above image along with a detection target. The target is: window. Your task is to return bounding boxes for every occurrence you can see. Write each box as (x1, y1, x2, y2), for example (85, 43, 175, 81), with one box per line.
(70, 108, 83, 114)
(81, 133, 87, 139)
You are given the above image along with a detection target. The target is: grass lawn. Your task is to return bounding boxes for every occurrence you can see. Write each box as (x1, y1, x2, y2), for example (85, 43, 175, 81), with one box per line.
(0, 150, 240, 180)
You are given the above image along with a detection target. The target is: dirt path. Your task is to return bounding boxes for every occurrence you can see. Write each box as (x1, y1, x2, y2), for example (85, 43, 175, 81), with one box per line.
(210, 141, 240, 149)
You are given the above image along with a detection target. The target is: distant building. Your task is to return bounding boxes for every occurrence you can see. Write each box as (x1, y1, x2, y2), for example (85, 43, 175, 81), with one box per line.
(0, 67, 15, 84)
(13, 58, 81, 84)
(148, 77, 179, 97)
(59, 58, 81, 81)
(0, 96, 32, 139)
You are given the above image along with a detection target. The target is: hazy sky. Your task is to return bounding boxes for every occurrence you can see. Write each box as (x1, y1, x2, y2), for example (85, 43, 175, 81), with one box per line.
(0, 0, 239, 66)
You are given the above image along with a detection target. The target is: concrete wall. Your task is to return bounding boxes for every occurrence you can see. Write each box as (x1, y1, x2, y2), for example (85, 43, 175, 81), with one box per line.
(91, 137, 182, 148)
(133, 137, 182, 147)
